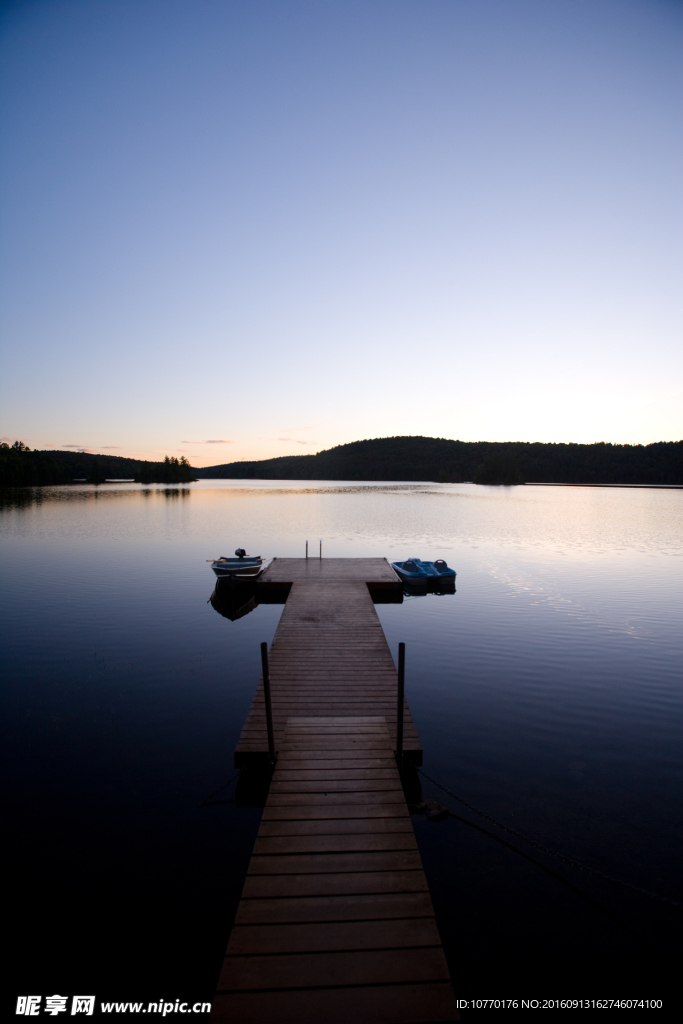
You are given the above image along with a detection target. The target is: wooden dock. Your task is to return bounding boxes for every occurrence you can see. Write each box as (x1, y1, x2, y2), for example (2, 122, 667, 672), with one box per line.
(213, 716, 458, 1022)
(235, 559, 422, 766)
(212, 559, 457, 1022)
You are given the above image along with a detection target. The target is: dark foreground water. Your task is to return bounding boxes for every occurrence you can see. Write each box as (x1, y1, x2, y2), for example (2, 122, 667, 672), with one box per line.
(2, 481, 682, 1018)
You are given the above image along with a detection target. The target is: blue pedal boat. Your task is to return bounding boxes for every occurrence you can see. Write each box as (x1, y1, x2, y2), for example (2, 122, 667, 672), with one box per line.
(391, 557, 456, 584)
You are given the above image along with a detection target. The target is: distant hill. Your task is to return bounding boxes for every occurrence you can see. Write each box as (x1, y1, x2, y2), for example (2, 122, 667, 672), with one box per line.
(195, 436, 683, 485)
(37, 450, 151, 478)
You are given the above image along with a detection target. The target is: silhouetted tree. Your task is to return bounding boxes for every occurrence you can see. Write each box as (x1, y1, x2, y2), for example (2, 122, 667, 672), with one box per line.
(473, 457, 524, 485)
(87, 460, 107, 484)
(0, 441, 68, 486)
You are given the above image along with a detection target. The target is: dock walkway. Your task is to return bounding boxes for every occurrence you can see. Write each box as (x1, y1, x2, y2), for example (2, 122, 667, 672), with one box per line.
(213, 716, 458, 1023)
(235, 558, 422, 765)
(213, 559, 457, 1021)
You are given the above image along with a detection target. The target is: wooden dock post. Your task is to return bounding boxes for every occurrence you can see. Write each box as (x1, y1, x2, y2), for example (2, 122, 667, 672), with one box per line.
(260, 642, 276, 765)
(396, 642, 405, 774)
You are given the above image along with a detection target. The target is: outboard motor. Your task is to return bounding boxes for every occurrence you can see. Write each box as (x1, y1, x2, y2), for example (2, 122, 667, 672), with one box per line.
(235, 547, 246, 559)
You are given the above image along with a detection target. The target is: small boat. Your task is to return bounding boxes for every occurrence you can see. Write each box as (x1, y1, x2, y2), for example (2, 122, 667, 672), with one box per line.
(392, 557, 456, 584)
(210, 548, 266, 581)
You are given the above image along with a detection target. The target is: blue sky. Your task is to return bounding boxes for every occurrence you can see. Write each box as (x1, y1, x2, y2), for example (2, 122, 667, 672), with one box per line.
(1, 0, 681, 465)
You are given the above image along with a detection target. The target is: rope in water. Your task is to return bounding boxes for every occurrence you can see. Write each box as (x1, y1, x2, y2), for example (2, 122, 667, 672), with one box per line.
(418, 768, 682, 909)
(198, 771, 240, 807)
(442, 807, 650, 944)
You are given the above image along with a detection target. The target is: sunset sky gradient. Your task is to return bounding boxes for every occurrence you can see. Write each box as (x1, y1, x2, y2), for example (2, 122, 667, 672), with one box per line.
(1, 0, 681, 465)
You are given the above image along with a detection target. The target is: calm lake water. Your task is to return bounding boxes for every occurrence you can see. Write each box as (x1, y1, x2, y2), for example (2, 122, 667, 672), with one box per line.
(2, 481, 682, 1014)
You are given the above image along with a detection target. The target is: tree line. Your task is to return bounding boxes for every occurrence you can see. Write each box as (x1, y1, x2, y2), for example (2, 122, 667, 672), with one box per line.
(0, 444, 196, 486)
(0, 442, 69, 486)
(3, 437, 681, 487)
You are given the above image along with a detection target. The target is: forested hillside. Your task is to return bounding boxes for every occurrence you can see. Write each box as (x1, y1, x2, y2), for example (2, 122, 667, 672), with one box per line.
(0, 446, 196, 486)
(196, 436, 683, 485)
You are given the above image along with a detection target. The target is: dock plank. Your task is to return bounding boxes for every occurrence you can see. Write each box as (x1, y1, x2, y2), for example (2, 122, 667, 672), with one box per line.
(227, 917, 442, 955)
(213, 983, 458, 1024)
(257, 817, 415, 836)
(242, 869, 429, 899)
(253, 833, 418, 854)
(217, 946, 450, 990)
(247, 850, 423, 874)
(233, 891, 436, 925)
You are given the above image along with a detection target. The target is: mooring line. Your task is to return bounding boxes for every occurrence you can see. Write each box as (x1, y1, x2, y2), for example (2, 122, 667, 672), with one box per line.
(444, 807, 651, 944)
(418, 768, 681, 909)
(198, 771, 240, 807)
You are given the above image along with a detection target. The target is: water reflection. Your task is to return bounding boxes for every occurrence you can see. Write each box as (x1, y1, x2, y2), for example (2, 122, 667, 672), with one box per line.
(0, 487, 48, 510)
(0, 482, 195, 509)
(160, 488, 191, 500)
(402, 580, 457, 598)
(209, 578, 291, 621)
(210, 580, 260, 621)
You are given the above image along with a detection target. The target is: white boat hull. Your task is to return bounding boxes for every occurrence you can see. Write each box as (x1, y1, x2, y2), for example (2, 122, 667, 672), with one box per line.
(211, 556, 265, 581)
